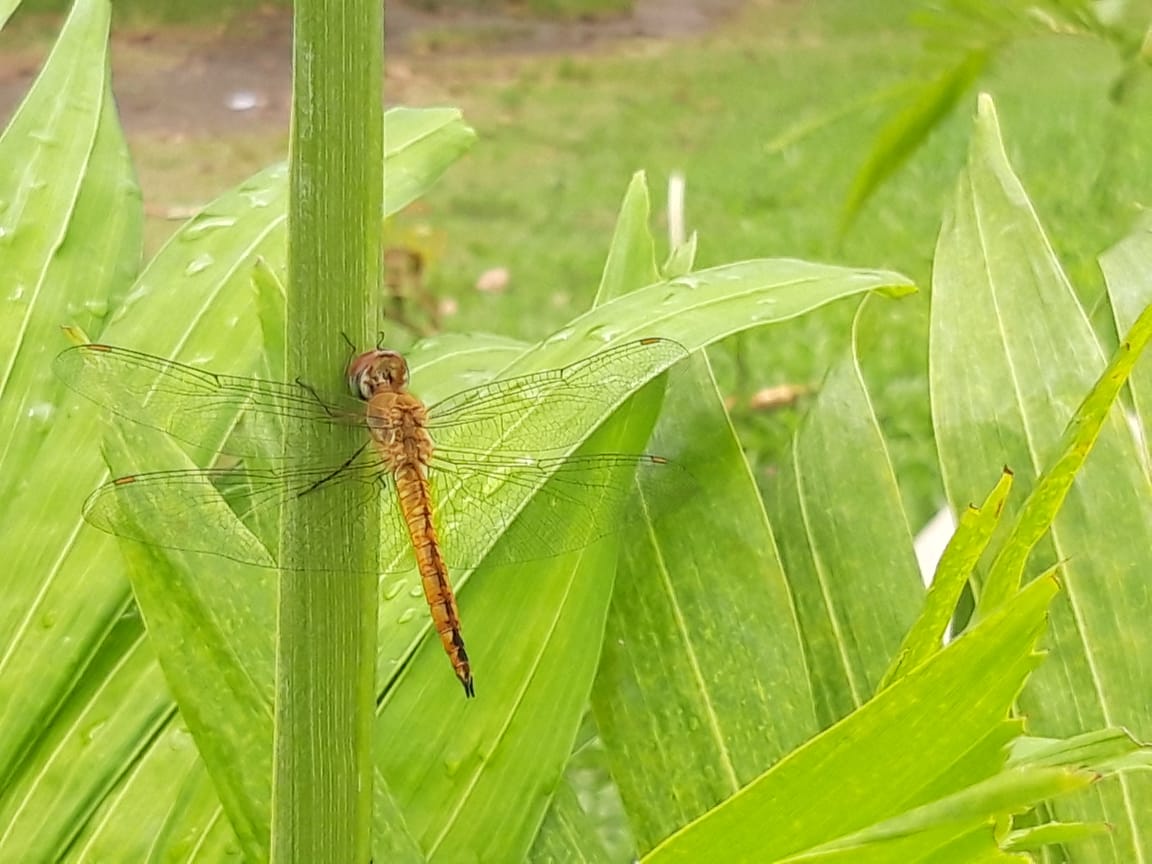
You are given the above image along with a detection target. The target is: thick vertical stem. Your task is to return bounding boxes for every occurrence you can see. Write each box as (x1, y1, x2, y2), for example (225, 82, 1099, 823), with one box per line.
(272, 0, 382, 861)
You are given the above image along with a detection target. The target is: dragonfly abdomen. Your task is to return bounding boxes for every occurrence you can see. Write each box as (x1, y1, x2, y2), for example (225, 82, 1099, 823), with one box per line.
(392, 462, 473, 698)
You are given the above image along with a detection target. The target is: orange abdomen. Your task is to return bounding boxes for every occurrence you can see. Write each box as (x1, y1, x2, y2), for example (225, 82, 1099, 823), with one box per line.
(393, 463, 473, 697)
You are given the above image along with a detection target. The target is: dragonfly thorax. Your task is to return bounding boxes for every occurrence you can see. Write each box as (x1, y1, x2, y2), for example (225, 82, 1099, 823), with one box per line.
(347, 349, 410, 400)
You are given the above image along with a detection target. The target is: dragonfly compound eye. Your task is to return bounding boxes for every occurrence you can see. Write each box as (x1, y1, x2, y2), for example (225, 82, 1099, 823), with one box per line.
(347, 349, 410, 399)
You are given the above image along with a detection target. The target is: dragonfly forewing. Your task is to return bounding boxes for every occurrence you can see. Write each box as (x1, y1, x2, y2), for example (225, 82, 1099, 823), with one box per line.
(426, 337, 688, 455)
(55, 343, 365, 459)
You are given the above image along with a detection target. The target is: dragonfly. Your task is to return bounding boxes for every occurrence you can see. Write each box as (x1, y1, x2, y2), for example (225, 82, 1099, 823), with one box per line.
(55, 337, 687, 697)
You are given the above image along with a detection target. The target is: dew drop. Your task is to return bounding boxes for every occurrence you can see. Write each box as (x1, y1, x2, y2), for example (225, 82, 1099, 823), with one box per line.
(545, 327, 575, 344)
(83, 721, 107, 744)
(39, 610, 56, 629)
(183, 215, 238, 239)
(382, 579, 405, 601)
(584, 323, 619, 343)
(408, 584, 423, 598)
(397, 607, 418, 624)
(184, 253, 214, 276)
(242, 187, 277, 209)
(26, 403, 54, 425)
(83, 298, 109, 318)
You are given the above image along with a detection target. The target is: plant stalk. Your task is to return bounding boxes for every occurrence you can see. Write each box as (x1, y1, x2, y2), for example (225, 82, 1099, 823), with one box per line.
(271, 0, 383, 860)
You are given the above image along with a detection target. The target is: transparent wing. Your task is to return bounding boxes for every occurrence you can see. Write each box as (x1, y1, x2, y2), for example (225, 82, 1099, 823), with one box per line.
(55, 344, 364, 458)
(425, 337, 687, 455)
(82, 456, 387, 572)
(56, 338, 687, 461)
(84, 451, 691, 573)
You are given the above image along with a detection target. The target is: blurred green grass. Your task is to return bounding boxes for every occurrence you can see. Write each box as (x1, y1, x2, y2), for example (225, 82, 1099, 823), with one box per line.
(30, 0, 1152, 528)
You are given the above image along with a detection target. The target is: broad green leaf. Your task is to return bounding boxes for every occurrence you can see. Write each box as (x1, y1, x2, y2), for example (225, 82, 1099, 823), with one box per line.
(95, 424, 275, 861)
(777, 825, 1024, 864)
(65, 711, 233, 863)
(930, 93, 1152, 861)
(511, 259, 912, 373)
(770, 299, 923, 727)
(881, 468, 1013, 689)
(0, 7, 139, 484)
(642, 574, 1058, 864)
(1001, 729, 1152, 855)
(0, 627, 172, 863)
(0, 2, 146, 857)
(406, 331, 527, 391)
(818, 766, 1092, 852)
(533, 727, 636, 864)
(252, 257, 285, 377)
(593, 352, 816, 854)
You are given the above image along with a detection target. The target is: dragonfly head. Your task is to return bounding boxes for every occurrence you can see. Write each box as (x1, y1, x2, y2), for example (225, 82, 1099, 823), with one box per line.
(347, 349, 410, 399)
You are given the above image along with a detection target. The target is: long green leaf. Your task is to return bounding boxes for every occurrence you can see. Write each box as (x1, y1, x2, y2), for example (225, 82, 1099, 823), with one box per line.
(769, 299, 924, 727)
(880, 468, 1013, 689)
(930, 92, 1152, 862)
(643, 574, 1057, 863)
(0, 4, 145, 859)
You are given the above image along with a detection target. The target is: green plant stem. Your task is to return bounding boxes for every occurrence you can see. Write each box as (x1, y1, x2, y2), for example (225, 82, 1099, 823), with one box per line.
(271, 0, 382, 861)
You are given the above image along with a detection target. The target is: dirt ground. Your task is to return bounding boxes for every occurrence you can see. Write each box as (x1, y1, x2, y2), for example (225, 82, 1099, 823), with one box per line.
(0, 0, 744, 135)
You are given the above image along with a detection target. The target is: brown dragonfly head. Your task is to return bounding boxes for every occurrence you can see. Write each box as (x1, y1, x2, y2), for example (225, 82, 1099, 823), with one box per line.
(347, 349, 410, 400)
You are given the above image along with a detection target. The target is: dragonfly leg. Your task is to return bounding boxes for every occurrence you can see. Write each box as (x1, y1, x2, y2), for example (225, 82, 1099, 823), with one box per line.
(298, 440, 371, 497)
(294, 376, 342, 417)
